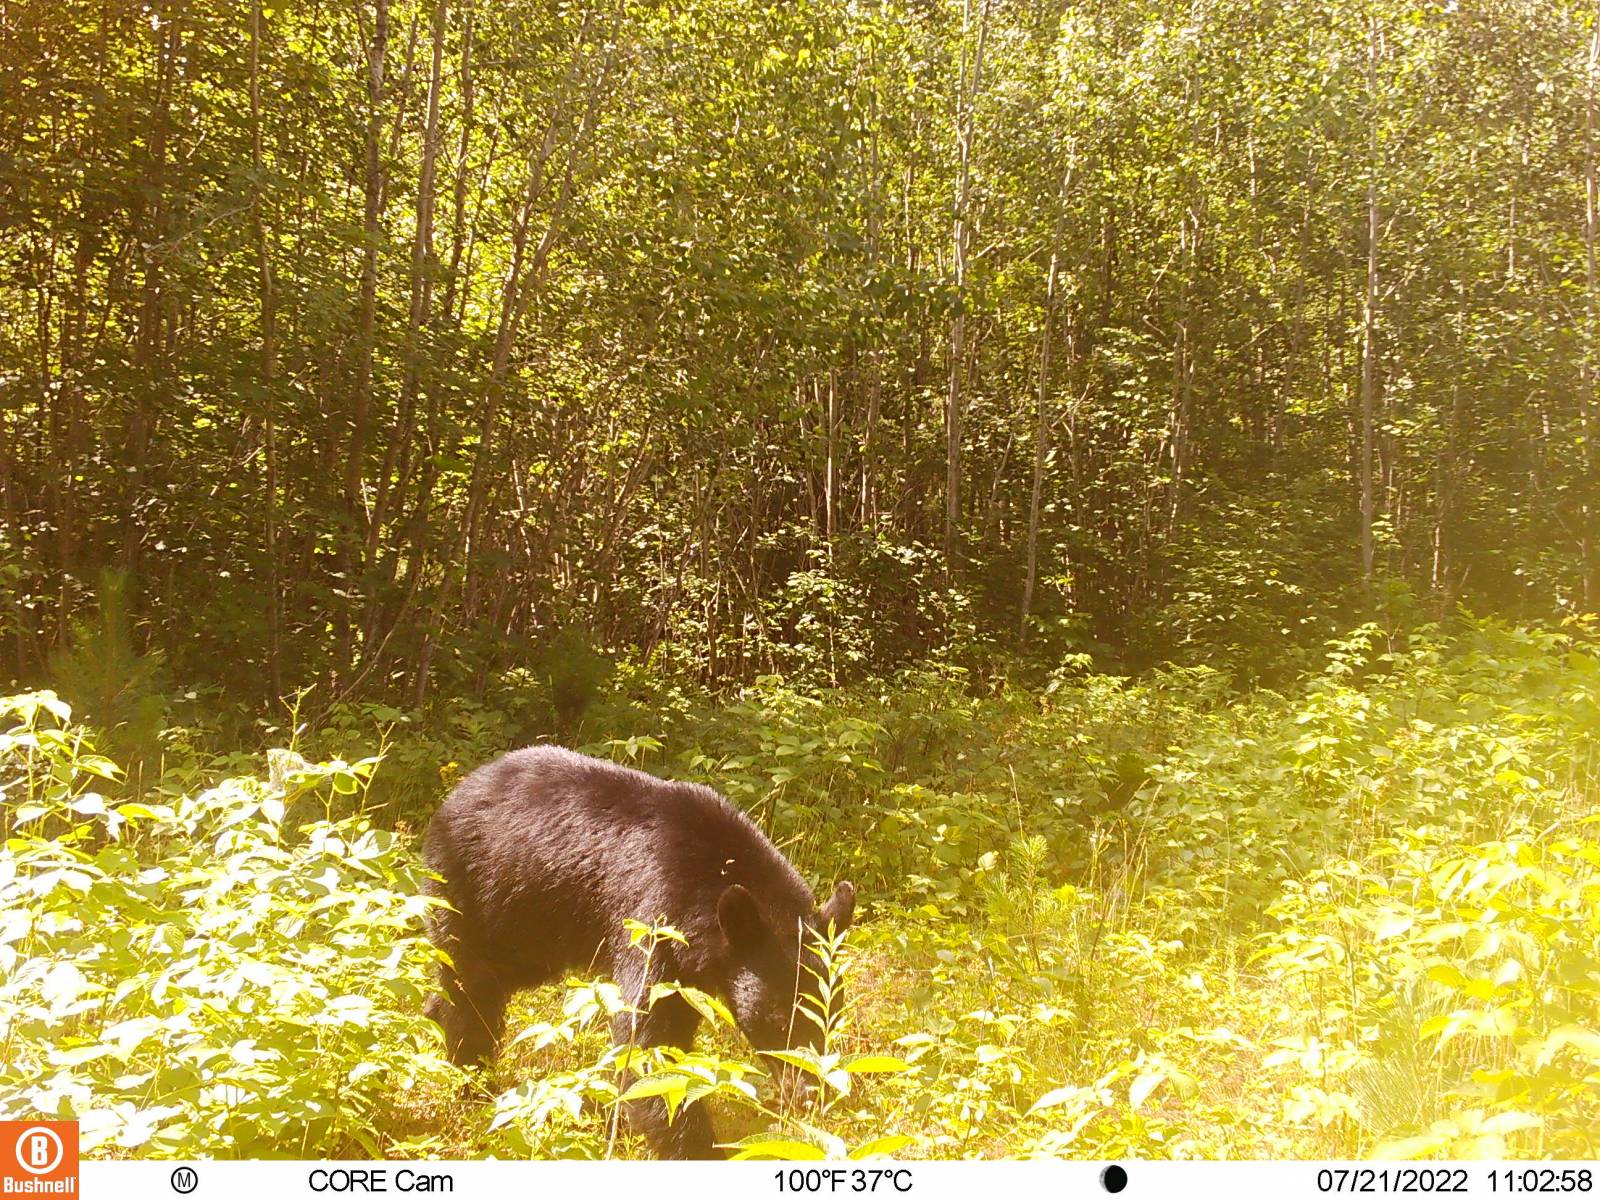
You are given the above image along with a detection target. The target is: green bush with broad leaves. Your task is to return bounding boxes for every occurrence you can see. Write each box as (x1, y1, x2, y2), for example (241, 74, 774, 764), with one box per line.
(5, 614, 1599, 1160)
(484, 920, 913, 1161)
(0, 692, 453, 1157)
(610, 617, 1600, 1160)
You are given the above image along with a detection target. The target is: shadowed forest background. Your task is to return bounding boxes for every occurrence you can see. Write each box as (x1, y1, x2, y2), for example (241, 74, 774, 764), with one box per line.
(3, 0, 1596, 700)
(3, 0, 1600, 1163)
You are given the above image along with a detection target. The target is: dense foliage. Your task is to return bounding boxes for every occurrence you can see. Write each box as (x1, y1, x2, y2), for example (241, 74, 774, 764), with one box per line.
(3, 0, 1597, 703)
(6, 617, 1598, 1158)
(0, 693, 451, 1156)
(3, 0, 1596, 1165)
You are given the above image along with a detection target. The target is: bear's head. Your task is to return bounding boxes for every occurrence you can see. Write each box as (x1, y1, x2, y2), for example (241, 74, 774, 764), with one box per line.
(717, 880, 856, 1064)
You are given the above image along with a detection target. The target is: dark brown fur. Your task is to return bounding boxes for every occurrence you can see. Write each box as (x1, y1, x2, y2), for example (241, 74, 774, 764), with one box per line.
(422, 745, 855, 1159)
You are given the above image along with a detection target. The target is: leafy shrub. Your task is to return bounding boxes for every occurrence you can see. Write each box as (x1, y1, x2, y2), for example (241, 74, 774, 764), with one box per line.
(485, 920, 909, 1160)
(0, 693, 453, 1157)
(46, 570, 169, 787)
(6, 613, 1598, 1161)
(1259, 822, 1600, 1157)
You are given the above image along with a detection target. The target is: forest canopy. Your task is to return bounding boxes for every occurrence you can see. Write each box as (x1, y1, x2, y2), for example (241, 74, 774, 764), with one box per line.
(2, 0, 1595, 701)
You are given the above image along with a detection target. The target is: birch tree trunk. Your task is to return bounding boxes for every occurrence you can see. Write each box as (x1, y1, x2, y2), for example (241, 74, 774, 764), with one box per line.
(1583, 22, 1599, 609)
(1360, 12, 1381, 584)
(944, 0, 992, 576)
(1022, 160, 1074, 638)
(249, 0, 283, 696)
(348, 0, 389, 536)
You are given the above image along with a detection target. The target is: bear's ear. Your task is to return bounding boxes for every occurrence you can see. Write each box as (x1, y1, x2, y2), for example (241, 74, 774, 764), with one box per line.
(819, 881, 856, 932)
(718, 884, 769, 948)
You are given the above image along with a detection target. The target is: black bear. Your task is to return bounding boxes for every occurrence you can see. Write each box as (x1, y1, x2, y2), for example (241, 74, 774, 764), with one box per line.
(422, 745, 856, 1159)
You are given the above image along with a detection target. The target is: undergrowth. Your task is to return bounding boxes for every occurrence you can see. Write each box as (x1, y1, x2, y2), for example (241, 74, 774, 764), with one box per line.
(3, 616, 1598, 1159)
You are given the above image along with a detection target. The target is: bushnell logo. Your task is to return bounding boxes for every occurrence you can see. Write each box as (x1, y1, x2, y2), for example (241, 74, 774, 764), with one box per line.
(0, 1123, 78, 1196)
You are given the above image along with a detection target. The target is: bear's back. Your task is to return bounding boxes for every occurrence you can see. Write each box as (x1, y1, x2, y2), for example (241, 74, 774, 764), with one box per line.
(424, 745, 814, 968)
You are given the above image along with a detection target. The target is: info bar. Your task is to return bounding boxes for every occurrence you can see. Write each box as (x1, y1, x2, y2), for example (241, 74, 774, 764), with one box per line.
(75, 1160, 1600, 1200)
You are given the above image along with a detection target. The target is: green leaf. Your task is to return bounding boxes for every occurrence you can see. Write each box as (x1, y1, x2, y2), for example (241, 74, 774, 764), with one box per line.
(763, 1048, 824, 1079)
(619, 1073, 688, 1120)
(1479, 1111, 1543, 1136)
(1371, 912, 1413, 941)
(1129, 1068, 1166, 1110)
(1529, 1026, 1600, 1069)
(1029, 1084, 1084, 1114)
(841, 1054, 912, 1075)
(849, 1135, 915, 1160)
(648, 982, 733, 1027)
(1373, 1132, 1453, 1160)
(726, 1135, 827, 1161)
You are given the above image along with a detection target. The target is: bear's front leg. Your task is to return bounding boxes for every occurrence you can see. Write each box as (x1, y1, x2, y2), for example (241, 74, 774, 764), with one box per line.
(427, 955, 508, 1067)
(611, 986, 723, 1159)
(632, 1091, 719, 1161)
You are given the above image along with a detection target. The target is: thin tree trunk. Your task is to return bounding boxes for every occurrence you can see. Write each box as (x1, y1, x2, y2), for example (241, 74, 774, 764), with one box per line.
(407, 3, 476, 705)
(334, 0, 390, 684)
(440, 3, 477, 323)
(1022, 159, 1074, 638)
(368, 0, 445, 563)
(1360, 12, 1380, 584)
(1288, 163, 1312, 451)
(394, 0, 447, 498)
(126, 2, 184, 574)
(340, 0, 390, 677)
(250, 0, 283, 698)
(379, 8, 424, 213)
(825, 371, 837, 544)
(1433, 371, 1460, 610)
(460, 4, 612, 609)
(1583, 22, 1599, 609)
(357, 0, 447, 680)
(859, 39, 884, 530)
(417, 3, 613, 701)
(944, 0, 992, 576)
(1169, 212, 1194, 539)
